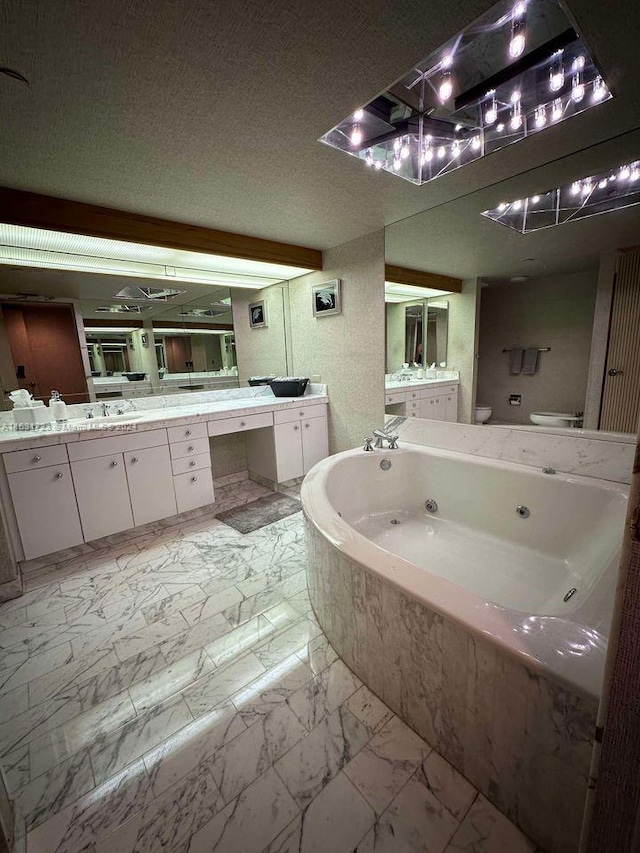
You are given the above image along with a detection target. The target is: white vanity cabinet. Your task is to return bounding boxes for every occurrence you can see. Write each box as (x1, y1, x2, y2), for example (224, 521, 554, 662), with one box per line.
(385, 384, 458, 422)
(246, 404, 329, 483)
(67, 428, 175, 542)
(125, 446, 177, 527)
(6, 459, 84, 560)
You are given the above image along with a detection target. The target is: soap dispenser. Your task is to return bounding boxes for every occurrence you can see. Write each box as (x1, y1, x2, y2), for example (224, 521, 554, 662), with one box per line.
(49, 390, 68, 423)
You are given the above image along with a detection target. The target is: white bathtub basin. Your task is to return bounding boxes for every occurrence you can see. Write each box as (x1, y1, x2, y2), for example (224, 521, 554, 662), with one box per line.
(302, 442, 628, 695)
(530, 411, 581, 427)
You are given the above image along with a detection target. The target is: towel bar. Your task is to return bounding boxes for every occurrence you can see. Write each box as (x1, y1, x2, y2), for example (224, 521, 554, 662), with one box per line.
(502, 347, 551, 353)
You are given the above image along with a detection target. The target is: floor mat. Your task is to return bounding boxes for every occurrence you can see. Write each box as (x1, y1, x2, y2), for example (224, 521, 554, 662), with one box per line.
(215, 492, 301, 533)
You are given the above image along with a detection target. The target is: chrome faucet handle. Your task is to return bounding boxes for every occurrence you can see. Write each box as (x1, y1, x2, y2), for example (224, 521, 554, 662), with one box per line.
(85, 408, 94, 419)
(387, 434, 399, 450)
(363, 437, 375, 452)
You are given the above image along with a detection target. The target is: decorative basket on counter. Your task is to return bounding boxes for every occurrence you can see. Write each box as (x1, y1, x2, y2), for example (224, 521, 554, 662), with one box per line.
(268, 377, 309, 397)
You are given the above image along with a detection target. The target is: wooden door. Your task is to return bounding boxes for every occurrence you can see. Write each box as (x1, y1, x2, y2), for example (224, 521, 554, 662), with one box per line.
(600, 252, 640, 433)
(165, 336, 193, 373)
(2, 303, 89, 404)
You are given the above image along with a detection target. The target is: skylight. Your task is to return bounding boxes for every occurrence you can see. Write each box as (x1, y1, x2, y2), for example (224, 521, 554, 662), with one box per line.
(481, 160, 640, 232)
(320, 0, 611, 185)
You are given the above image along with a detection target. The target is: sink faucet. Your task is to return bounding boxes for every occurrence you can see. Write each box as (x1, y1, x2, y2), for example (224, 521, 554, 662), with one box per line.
(373, 428, 399, 449)
(101, 402, 111, 417)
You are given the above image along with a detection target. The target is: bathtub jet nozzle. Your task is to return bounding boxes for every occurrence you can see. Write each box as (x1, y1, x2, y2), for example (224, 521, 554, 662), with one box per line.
(425, 499, 438, 513)
(516, 505, 530, 518)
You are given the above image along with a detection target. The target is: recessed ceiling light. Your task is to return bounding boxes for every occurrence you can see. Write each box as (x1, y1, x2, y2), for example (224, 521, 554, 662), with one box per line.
(319, 0, 610, 185)
(510, 275, 529, 282)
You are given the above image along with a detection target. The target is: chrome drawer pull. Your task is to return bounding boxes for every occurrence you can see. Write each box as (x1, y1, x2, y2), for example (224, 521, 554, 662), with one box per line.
(305, 423, 310, 428)
(187, 446, 194, 452)
(33, 455, 41, 462)
(110, 461, 118, 467)
(131, 457, 138, 463)
(191, 476, 198, 482)
(240, 421, 246, 427)
(189, 461, 196, 467)
(294, 425, 299, 431)
(185, 429, 192, 436)
(55, 472, 63, 479)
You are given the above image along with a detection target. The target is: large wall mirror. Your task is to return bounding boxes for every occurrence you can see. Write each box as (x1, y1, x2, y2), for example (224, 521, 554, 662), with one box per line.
(385, 134, 640, 434)
(0, 263, 291, 408)
(385, 299, 449, 372)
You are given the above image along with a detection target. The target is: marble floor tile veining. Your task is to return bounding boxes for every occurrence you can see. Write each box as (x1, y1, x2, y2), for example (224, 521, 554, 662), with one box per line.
(0, 485, 540, 852)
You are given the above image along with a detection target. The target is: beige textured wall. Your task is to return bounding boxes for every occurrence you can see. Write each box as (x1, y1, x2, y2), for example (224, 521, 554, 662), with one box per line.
(232, 283, 288, 385)
(584, 254, 616, 429)
(386, 302, 406, 372)
(447, 279, 481, 424)
(477, 270, 598, 425)
(289, 231, 385, 453)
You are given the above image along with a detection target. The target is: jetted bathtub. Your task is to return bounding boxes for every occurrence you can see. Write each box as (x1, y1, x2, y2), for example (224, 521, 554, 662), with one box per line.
(301, 442, 628, 853)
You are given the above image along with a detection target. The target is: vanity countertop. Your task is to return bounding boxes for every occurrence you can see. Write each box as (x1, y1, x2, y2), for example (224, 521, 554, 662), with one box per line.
(0, 392, 329, 453)
(385, 378, 460, 392)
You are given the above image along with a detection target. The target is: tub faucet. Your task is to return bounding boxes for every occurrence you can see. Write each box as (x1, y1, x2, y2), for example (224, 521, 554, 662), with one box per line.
(373, 428, 399, 450)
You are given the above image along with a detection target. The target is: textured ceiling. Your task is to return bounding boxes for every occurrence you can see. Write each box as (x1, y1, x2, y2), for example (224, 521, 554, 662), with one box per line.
(1, 0, 640, 260)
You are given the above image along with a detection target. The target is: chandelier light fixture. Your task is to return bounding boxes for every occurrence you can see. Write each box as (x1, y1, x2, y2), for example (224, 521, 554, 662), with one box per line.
(319, 0, 611, 185)
(481, 160, 640, 233)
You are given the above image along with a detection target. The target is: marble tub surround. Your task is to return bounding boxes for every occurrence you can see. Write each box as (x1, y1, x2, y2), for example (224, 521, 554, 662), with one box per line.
(387, 415, 634, 484)
(306, 521, 592, 853)
(0, 507, 536, 853)
(301, 444, 627, 851)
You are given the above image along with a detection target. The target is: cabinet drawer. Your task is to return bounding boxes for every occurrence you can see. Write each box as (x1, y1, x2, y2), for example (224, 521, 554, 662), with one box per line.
(68, 429, 168, 461)
(169, 437, 210, 460)
(3, 444, 68, 474)
(207, 412, 273, 437)
(385, 392, 405, 405)
(273, 405, 327, 425)
(171, 453, 211, 476)
(167, 422, 208, 444)
(174, 468, 215, 514)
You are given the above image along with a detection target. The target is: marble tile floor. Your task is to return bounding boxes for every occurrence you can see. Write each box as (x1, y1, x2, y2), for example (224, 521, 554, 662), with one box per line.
(0, 503, 541, 852)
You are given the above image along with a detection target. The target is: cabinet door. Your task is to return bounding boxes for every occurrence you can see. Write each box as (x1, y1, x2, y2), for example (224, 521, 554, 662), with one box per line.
(302, 417, 329, 474)
(71, 454, 134, 542)
(274, 422, 304, 482)
(445, 391, 458, 423)
(8, 465, 84, 560)
(125, 445, 177, 527)
(421, 396, 446, 420)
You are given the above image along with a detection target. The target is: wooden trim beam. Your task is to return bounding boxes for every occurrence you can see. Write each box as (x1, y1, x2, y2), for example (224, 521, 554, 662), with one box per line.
(83, 318, 144, 329)
(0, 188, 323, 271)
(152, 321, 233, 332)
(385, 264, 462, 293)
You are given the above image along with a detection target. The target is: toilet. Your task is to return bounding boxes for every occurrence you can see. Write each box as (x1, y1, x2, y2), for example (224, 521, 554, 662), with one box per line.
(530, 412, 581, 428)
(474, 405, 492, 424)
